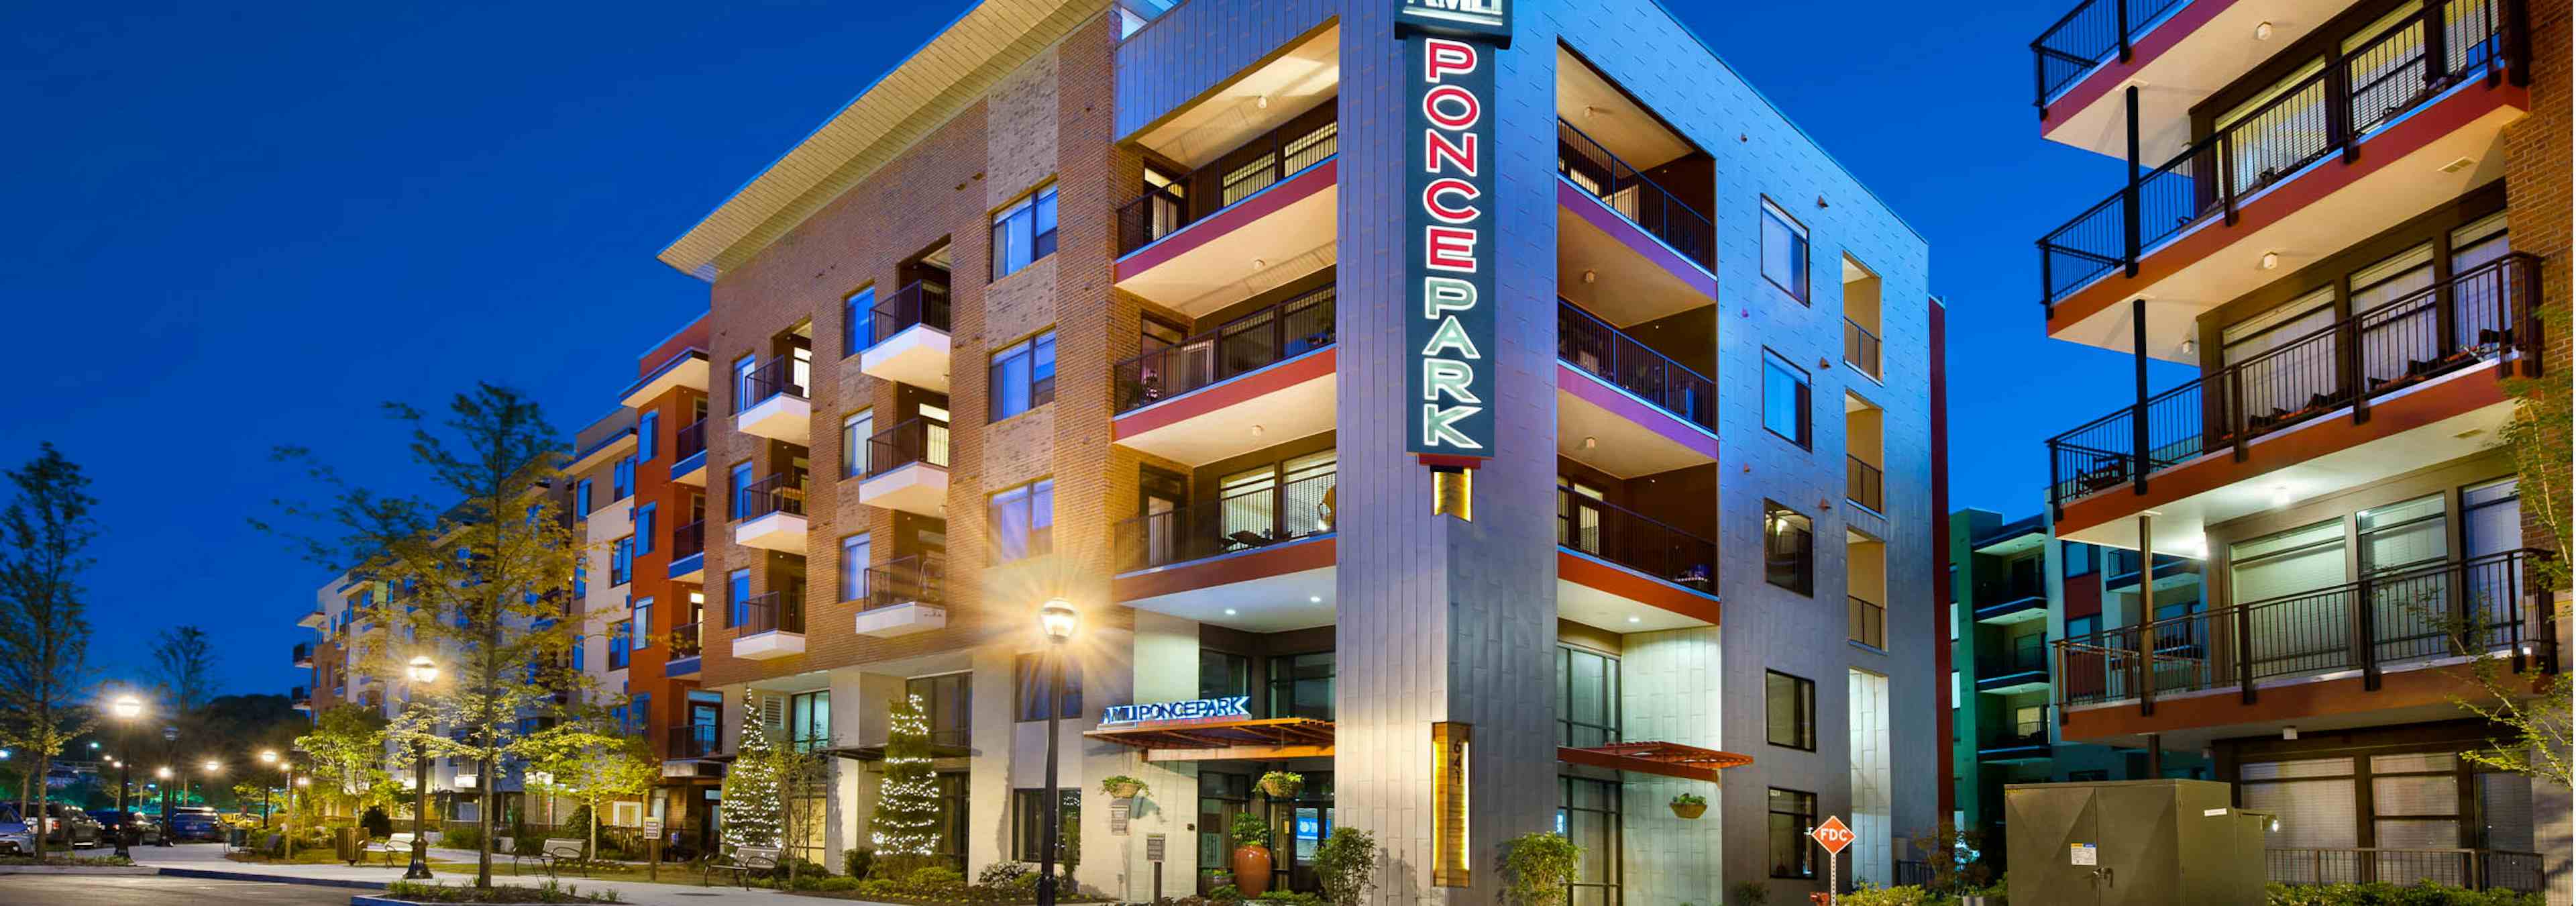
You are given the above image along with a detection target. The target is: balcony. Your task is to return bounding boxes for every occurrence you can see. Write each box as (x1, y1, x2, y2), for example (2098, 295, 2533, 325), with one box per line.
(2055, 549, 2555, 742)
(1977, 717, 2052, 763)
(733, 356, 811, 445)
(859, 280, 953, 392)
(1555, 301, 1718, 481)
(853, 556, 948, 639)
(857, 418, 950, 516)
(731, 472, 809, 554)
(731, 591, 805, 660)
(291, 686, 312, 711)
(1110, 472, 1337, 632)
(2039, 4, 2526, 346)
(1847, 456, 1885, 514)
(666, 723, 719, 760)
(1978, 639, 2054, 693)
(666, 623, 700, 678)
(1114, 109, 1339, 314)
(1558, 299, 1713, 431)
(1556, 487, 1721, 630)
(2045, 254, 2537, 547)
(2266, 848, 2544, 893)
(1974, 574, 2049, 624)
(1849, 596, 1886, 649)
(299, 609, 325, 629)
(291, 642, 313, 668)
(672, 419, 707, 485)
(1844, 319, 1882, 382)
(1557, 119, 1713, 273)
(669, 519, 706, 583)
(2106, 549, 2201, 591)
(1112, 287, 1337, 467)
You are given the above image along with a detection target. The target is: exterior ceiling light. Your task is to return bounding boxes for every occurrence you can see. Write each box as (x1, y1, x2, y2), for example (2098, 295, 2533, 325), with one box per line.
(1309, 596, 1322, 603)
(2255, 21, 2275, 40)
(2261, 251, 2280, 270)
(1256, 95, 1271, 110)
(1224, 608, 1238, 616)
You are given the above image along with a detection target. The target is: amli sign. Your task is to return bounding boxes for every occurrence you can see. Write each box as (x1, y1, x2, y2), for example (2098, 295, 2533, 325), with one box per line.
(1099, 696, 1251, 725)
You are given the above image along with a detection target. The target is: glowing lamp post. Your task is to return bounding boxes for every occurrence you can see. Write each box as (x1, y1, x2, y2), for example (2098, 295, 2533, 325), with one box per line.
(1036, 599, 1077, 906)
(109, 695, 142, 858)
(403, 655, 439, 880)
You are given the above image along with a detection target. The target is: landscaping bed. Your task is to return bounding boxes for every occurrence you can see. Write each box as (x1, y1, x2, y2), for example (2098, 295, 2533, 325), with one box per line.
(357, 880, 623, 904)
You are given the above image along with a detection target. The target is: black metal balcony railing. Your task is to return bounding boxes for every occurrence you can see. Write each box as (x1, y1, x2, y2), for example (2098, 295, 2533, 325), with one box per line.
(670, 621, 700, 658)
(2106, 549, 2199, 587)
(1979, 638, 2051, 678)
(667, 723, 718, 760)
(1115, 287, 1335, 413)
(2047, 254, 2540, 508)
(1849, 596, 1886, 648)
(1115, 113, 1339, 257)
(674, 419, 706, 462)
(737, 591, 805, 636)
(735, 471, 807, 521)
(864, 418, 951, 479)
(1556, 119, 1715, 268)
(863, 556, 947, 611)
(1844, 319, 1882, 380)
(1981, 716, 2051, 754)
(2039, 0, 2521, 304)
(2057, 549, 2554, 707)
(292, 642, 313, 666)
(290, 685, 309, 702)
(2268, 848, 2544, 893)
(1558, 299, 1715, 430)
(1974, 574, 2047, 615)
(1558, 487, 1717, 592)
(1846, 456, 1884, 513)
(672, 519, 705, 561)
(1112, 472, 1337, 572)
(870, 280, 951, 347)
(2029, 0, 2192, 107)
(734, 355, 808, 413)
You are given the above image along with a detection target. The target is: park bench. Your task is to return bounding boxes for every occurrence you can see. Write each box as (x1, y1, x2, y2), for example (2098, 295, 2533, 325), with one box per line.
(355, 832, 415, 867)
(533, 838, 590, 878)
(703, 844, 780, 889)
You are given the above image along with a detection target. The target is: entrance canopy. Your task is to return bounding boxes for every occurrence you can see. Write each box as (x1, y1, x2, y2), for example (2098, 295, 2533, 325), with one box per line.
(1558, 741, 1753, 783)
(1086, 717, 1334, 762)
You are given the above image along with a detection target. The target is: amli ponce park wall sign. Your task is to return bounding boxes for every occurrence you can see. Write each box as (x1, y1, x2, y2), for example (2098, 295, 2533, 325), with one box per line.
(1400, 0, 1509, 464)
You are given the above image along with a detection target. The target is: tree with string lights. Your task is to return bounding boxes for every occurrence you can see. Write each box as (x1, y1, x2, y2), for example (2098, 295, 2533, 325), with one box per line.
(869, 694, 941, 876)
(718, 698, 782, 852)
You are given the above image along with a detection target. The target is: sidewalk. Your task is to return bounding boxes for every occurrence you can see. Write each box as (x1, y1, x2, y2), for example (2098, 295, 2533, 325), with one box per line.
(124, 842, 823, 906)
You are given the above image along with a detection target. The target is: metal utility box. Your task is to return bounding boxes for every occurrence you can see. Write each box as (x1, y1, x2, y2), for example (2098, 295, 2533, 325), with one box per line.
(2005, 778, 2268, 906)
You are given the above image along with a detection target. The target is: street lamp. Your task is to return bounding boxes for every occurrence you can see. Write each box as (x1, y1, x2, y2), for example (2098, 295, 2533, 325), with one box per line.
(158, 725, 178, 848)
(1036, 599, 1077, 906)
(257, 751, 278, 829)
(402, 654, 439, 880)
(198, 760, 222, 816)
(109, 695, 141, 858)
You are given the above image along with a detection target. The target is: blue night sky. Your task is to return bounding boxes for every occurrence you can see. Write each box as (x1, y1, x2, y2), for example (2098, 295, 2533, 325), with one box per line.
(3, 1, 2196, 698)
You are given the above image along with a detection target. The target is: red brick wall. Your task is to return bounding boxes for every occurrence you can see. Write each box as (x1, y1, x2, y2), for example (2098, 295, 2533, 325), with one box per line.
(2504, 0, 2569, 558)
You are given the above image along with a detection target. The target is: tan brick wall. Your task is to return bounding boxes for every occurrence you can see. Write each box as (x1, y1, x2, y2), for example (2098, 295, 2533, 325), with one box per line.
(989, 52, 1061, 210)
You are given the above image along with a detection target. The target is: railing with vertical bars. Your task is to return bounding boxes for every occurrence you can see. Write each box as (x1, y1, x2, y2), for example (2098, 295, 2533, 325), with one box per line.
(1557, 299, 1715, 430)
(870, 279, 952, 346)
(1114, 287, 1335, 413)
(864, 418, 951, 478)
(1112, 471, 1337, 572)
(1556, 119, 1715, 269)
(2030, 0, 2193, 107)
(1558, 485, 1717, 592)
(1114, 109, 1339, 258)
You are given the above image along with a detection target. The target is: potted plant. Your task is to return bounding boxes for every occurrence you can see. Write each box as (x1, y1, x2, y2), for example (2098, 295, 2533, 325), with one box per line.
(1202, 865, 1234, 891)
(1670, 793, 1707, 819)
(1228, 811, 1274, 897)
(1258, 770, 1304, 799)
(1100, 775, 1150, 799)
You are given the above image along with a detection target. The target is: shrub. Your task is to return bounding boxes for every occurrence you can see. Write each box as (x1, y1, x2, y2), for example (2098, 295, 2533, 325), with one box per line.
(1498, 832, 1582, 906)
(1256, 892, 1324, 906)
(439, 824, 484, 851)
(1313, 827, 1377, 906)
(1210, 885, 1243, 903)
(856, 878, 900, 897)
(1841, 885, 1934, 906)
(979, 861, 1034, 886)
(843, 847, 875, 880)
(808, 876, 861, 892)
(2265, 882, 2544, 906)
(360, 806, 393, 840)
(905, 865, 967, 893)
(1729, 880, 1770, 905)
(1229, 811, 1271, 848)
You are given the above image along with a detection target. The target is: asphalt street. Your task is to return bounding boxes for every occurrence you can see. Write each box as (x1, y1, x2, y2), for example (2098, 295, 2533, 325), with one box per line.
(0, 874, 357, 906)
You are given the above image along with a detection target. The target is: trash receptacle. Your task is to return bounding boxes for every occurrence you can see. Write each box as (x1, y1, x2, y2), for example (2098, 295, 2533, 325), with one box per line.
(227, 827, 248, 851)
(335, 825, 358, 862)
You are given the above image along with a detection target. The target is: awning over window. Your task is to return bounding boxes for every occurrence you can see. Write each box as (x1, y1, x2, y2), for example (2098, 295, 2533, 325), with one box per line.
(1085, 717, 1334, 762)
(1558, 741, 1754, 783)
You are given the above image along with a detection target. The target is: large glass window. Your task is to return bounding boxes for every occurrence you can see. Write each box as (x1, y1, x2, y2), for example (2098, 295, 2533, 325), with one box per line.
(1013, 652, 1083, 721)
(1764, 501, 1815, 595)
(1558, 777, 1623, 906)
(1557, 646, 1619, 748)
(931, 772, 969, 872)
(635, 503, 656, 556)
(727, 568, 750, 627)
(1766, 670, 1816, 750)
(989, 331, 1058, 421)
(637, 411, 658, 462)
(786, 689, 829, 752)
(1199, 650, 1251, 701)
(1267, 651, 1335, 720)
(842, 411, 871, 479)
(907, 672, 973, 749)
(989, 479, 1056, 562)
(2063, 542, 2096, 577)
(1762, 351, 1812, 448)
(990, 185, 1060, 281)
(612, 456, 636, 501)
(1197, 773, 1253, 880)
(2230, 519, 2348, 675)
(1768, 788, 1819, 878)
(728, 461, 755, 519)
(839, 534, 869, 603)
(1761, 199, 1810, 302)
(633, 598, 652, 650)
(845, 287, 877, 354)
(1012, 789, 1080, 862)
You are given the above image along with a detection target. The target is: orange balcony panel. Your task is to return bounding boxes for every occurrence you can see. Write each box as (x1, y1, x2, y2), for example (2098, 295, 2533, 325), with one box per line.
(2039, 0, 2347, 156)
(1115, 160, 1337, 315)
(2059, 660, 2502, 750)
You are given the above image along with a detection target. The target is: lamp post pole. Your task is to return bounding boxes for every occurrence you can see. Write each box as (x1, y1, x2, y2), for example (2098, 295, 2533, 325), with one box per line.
(405, 655, 440, 880)
(1036, 599, 1077, 906)
(259, 750, 280, 830)
(110, 696, 141, 858)
(156, 727, 177, 848)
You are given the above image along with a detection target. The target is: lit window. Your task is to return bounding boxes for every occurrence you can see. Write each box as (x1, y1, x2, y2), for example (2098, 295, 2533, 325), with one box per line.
(989, 331, 1058, 421)
(1761, 199, 1809, 303)
(990, 185, 1059, 281)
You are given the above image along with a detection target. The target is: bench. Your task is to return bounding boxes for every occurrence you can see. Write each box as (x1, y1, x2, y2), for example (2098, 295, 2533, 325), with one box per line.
(356, 832, 416, 867)
(703, 844, 780, 889)
(533, 838, 590, 878)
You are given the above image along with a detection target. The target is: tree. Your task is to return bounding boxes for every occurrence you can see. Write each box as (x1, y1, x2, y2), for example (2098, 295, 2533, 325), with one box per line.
(524, 724, 658, 862)
(0, 444, 100, 863)
(294, 703, 390, 815)
(868, 694, 941, 876)
(773, 730, 828, 884)
(719, 699, 782, 852)
(148, 625, 217, 724)
(258, 384, 587, 888)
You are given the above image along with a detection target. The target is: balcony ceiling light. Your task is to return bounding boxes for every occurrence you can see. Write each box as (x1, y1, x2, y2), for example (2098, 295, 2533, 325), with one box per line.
(1308, 596, 1322, 603)
(1224, 608, 1238, 616)
(2260, 251, 2280, 270)
(2254, 21, 2275, 40)
(1256, 95, 1270, 110)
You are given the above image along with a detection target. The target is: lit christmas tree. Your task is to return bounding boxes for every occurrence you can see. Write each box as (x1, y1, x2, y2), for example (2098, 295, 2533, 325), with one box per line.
(719, 695, 782, 850)
(869, 694, 941, 866)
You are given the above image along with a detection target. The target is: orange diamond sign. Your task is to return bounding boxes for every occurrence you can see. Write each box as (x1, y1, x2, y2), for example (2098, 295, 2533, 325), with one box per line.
(1809, 816, 1854, 855)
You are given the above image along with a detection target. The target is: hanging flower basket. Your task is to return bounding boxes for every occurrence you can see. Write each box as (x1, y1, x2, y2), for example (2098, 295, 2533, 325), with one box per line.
(1670, 793, 1707, 819)
(1101, 776, 1149, 799)
(1258, 770, 1304, 799)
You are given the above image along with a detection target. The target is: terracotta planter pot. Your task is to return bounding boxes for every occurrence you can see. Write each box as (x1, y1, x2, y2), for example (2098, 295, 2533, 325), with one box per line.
(1232, 845, 1273, 897)
(1106, 782, 1143, 799)
(1670, 801, 1707, 819)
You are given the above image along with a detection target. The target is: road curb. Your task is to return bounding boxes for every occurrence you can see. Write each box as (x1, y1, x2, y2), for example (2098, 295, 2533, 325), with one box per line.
(0, 864, 158, 875)
(156, 866, 394, 890)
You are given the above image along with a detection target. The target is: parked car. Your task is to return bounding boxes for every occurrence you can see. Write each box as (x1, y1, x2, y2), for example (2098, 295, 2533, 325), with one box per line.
(165, 806, 223, 842)
(86, 809, 161, 846)
(33, 803, 101, 847)
(0, 805, 31, 855)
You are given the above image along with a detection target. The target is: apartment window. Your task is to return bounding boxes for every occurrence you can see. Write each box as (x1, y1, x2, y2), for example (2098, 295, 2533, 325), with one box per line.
(839, 534, 870, 603)
(635, 503, 656, 556)
(576, 479, 592, 516)
(1768, 788, 1819, 878)
(844, 287, 876, 355)
(727, 568, 750, 628)
(789, 689, 830, 752)
(1199, 650, 1251, 701)
(1557, 646, 1620, 748)
(1761, 199, 1810, 303)
(728, 461, 754, 519)
(1766, 670, 1817, 750)
(1764, 501, 1815, 595)
(2063, 542, 2096, 577)
(607, 621, 631, 670)
(571, 634, 584, 671)
(1762, 351, 1812, 448)
(637, 411, 658, 462)
(1013, 652, 1083, 721)
(990, 185, 1059, 281)
(1268, 651, 1335, 721)
(612, 456, 636, 501)
(632, 598, 653, 650)
(610, 536, 634, 587)
(988, 479, 1055, 562)
(1011, 789, 1080, 861)
(841, 411, 872, 479)
(988, 331, 1058, 421)
(1558, 776, 1623, 905)
(907, 672, 973, 749)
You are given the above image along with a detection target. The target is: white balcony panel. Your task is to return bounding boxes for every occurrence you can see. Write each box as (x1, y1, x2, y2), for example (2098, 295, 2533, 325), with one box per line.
(859, 324, 952, 393)
(855, 603, 947, 639)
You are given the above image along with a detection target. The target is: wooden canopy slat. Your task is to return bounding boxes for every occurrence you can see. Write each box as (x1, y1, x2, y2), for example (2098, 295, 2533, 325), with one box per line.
(1558, 740, 1753, 783)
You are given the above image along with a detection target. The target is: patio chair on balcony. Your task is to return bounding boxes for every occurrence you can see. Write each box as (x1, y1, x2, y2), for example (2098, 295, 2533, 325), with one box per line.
(1674, 563, 1712, 591)
(2076, 456, 2128, 495)
(1226, 530, 1279, 551)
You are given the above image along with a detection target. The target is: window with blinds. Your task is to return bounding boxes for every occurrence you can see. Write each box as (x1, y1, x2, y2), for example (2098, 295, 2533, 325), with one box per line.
(2353, 244, 2441, 387)
(2241, 756, 2359, 872)
(2232, 519, 2349, 675)
(2361, 494, 2451, 664)
(2451, 211, 2515, 350)
(2371, 752, 2464, 885)
(2224, 288, 2338, 418)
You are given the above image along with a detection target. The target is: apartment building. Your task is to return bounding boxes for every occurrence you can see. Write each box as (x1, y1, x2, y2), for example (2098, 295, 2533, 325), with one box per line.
(653, 0, 1941, 900)
(2024, 0, 2565, 896)
(1944, 508, 2212, 867)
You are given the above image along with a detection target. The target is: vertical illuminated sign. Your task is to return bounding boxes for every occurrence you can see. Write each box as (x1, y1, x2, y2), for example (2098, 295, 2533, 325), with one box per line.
(1401, 0, 1507, 463)
(1430, 721, 1472, 887)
